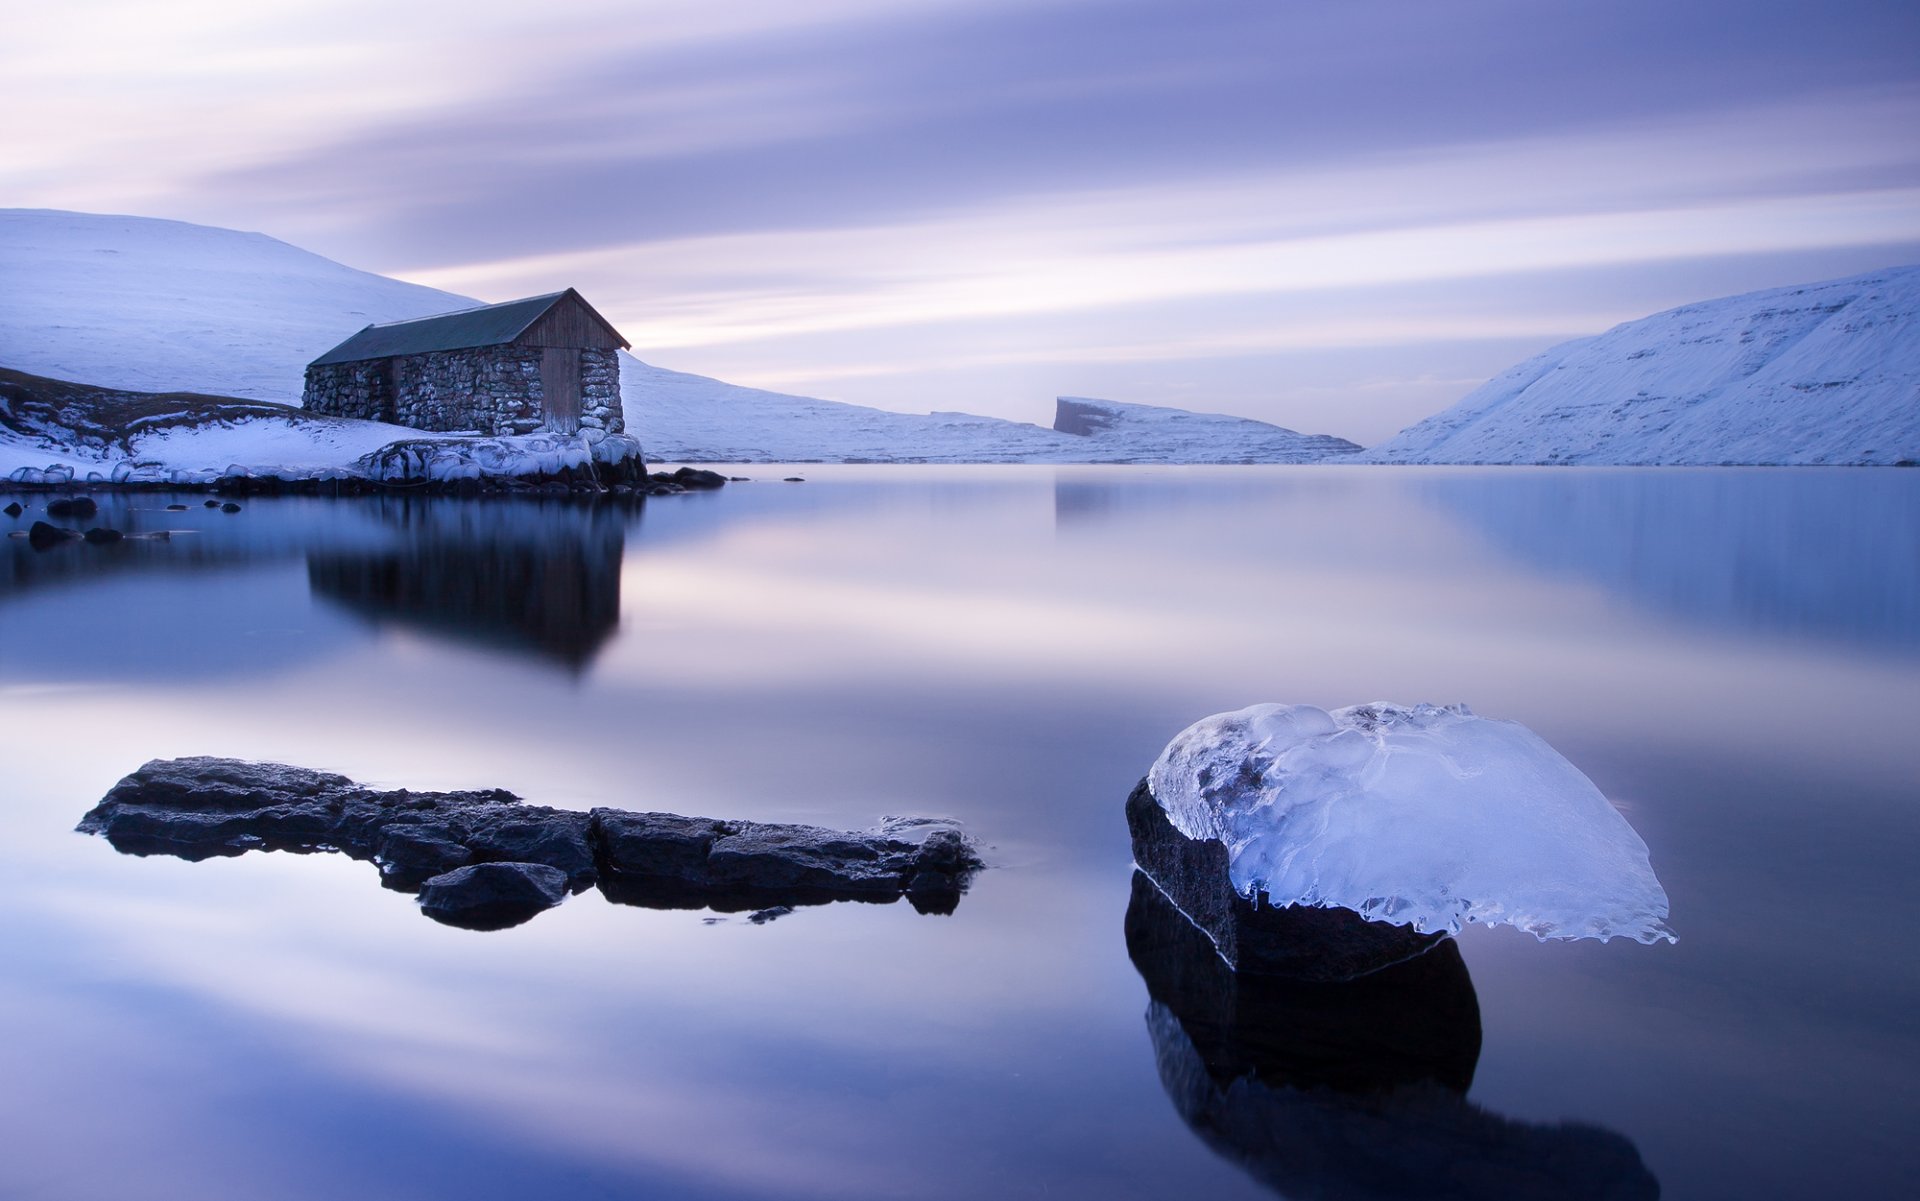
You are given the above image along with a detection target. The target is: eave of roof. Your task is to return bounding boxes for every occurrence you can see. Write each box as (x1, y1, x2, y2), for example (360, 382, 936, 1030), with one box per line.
(308, 289, 628, 366)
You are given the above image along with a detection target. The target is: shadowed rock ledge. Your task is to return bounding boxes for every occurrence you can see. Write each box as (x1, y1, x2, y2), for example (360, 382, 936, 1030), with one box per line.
(78, 757, 984, 929)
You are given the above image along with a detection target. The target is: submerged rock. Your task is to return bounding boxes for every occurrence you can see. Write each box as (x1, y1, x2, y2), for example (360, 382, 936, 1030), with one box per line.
(4, 501, 24, 517)
(78, 757, 984, 927)
(650, 467, 726, 490)
(83, 526, 124, 544)
(1126, 869, 1659, 1201)
(27, 520, 80, 550)
(418, 862, 572, 931)
(1127, 778, 1442, 981)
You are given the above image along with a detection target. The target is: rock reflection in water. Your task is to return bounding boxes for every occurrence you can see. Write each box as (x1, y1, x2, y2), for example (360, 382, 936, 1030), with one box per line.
(308, 497, 625, 671)
(1125, 872, 1659, 1200)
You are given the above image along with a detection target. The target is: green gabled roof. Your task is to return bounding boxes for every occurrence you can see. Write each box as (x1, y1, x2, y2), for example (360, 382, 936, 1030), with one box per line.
(308, 289, 627, 366)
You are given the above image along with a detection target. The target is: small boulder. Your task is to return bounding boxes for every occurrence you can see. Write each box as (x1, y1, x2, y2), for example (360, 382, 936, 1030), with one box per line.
(203, 500, 221, 508)
(418, 862, 570, 930)
(166, 504, 189, 511)
(220, 502, 242, 513)
(783, 477, 805, 483)
(667, 467, 727, 490)
(46, 497, 98, 520)
(83, 527, 124, 544)
(27, 521, 79, 550)
(3, 501, 22, 518)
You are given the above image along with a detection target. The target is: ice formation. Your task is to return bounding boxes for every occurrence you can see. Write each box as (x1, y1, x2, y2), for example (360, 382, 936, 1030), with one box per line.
(1148, 702, 1674, 943)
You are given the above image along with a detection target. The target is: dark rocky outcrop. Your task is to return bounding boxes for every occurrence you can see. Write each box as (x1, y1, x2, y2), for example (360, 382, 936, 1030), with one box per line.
(78, 757, 983, 928)
(3, 501, 22, 517)
(1126, 778, 1443, 981)
(82, 526, 124, 544)
(1126, 868, 1658, 1200)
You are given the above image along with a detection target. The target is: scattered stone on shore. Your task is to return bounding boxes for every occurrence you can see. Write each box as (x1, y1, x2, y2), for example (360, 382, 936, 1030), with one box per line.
(1126, 778, 1443, 981)
(78, 757, 985, 928)
(46, 496, 98, 519)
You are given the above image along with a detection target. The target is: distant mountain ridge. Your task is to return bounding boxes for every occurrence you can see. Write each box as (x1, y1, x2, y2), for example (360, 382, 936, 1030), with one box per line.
(1362, 267, 1920, 465)
(0, 209, 1354, 465)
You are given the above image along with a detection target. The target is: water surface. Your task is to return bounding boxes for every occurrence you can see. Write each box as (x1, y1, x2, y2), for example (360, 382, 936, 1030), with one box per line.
(2, 466, 1916, 1200)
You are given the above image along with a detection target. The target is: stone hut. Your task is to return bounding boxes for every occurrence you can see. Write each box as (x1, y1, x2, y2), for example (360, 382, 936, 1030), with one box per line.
(303, 290, 630, 436)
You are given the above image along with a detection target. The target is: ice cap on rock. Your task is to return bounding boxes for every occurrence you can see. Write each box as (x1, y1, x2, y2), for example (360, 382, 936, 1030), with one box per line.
(1148, 702, 1675, 944)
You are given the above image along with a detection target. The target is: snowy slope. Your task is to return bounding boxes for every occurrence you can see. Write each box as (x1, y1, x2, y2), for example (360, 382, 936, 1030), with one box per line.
(0, 209, 472, 401)
(1362, 268, 1920, 465)
(2, 209, 1357, 464)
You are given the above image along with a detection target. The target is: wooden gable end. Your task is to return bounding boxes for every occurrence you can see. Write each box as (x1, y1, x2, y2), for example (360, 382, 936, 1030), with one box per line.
(514, 290, 630, 351)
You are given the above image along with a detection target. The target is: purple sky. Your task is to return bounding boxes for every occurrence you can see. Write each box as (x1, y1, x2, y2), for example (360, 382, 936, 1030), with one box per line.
(9, 0, 1920, 441)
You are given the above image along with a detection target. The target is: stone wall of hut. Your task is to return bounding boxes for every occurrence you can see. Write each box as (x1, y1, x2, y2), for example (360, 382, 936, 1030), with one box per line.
(302, 347, 624, 436)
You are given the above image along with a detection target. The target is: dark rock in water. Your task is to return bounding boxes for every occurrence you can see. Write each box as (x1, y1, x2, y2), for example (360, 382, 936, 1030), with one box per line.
(1126, 778, 1442, 981)
(83, 527, 124, 544)
(652, 467, 726, 490)
(374, 827, 473, 890)
(1126, 868, 1660, 1200)
(594, 807, 981, 914)
(220, 502, 242, 513)
(748, 905, 794, 925)
(27, 521, 79, 550)
(783, 476, 805, 483)
(3, 501, 22, 517)
(1127, 870, 1481, 1095)
(46, 496, 98, 519)
(418, 862, 572, 930)
(166, 504, 189, 511)
(203, 499, 221, 508)
(78, 758, 984, 927)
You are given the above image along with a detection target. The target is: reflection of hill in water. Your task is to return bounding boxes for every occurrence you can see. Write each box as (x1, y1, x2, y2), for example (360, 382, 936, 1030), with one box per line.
(308, 500, 626, 671)
(1055, 468, 1919, 655)
(1430, 470, 1920, 655)
(1125, 872, 1658, 1200)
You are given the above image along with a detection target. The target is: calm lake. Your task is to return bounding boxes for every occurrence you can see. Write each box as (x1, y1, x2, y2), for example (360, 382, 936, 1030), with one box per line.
(2, 466, 1916, 1201)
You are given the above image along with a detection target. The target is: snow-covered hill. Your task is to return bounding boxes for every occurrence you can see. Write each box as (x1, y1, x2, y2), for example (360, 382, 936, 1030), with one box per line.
(1361, 268, 1920, 465)
(1, 209, 1354, 464)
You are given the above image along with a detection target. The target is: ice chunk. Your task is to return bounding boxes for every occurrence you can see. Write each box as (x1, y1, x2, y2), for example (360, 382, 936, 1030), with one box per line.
(1148, 702, 1674, 943)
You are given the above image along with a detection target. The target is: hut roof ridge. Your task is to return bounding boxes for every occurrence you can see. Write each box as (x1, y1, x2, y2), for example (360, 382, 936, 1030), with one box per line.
(308, 289, 626, 366)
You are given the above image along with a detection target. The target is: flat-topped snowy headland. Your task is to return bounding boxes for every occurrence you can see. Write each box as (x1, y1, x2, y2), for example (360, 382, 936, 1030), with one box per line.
(1362, 267, 1920, 465)
(0, 209, 1357, 468)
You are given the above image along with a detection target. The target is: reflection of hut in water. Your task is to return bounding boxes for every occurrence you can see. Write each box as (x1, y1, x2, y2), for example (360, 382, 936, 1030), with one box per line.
(307, 498, 625, 670)
(1124, 871, 1659, 1201)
